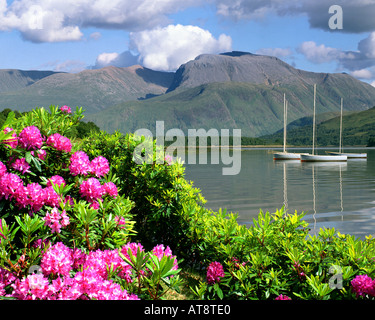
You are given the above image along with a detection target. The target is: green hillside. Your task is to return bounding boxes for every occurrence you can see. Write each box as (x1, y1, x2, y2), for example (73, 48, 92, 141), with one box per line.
(263, 106, 375, 146)
(0, 66, 174, 113)
(86, 80, 375, 137)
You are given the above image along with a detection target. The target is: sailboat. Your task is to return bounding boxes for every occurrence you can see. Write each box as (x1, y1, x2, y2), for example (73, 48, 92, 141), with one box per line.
(325, 98, 367, 159)
(300, 85, 347, 162)
(274, 94, 306, 160)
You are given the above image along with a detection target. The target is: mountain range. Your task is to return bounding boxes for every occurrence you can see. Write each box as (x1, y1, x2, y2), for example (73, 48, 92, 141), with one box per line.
(1, 51, 375, 137)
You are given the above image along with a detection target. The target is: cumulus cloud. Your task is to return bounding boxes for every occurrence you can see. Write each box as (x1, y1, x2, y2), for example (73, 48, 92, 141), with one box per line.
(0, 0, 200, 42)
(129, 24, 232, 71)
(256, 48, 293, 59)
(93, 51, 139, 69)
(296, 34, 375, 83)
(296, 41, 352, 64)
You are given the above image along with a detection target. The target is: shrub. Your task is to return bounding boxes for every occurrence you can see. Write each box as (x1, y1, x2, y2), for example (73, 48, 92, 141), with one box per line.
(80, 131, 209, 261)
(0, 106, 181, 300)
(191, 208, 375, 300)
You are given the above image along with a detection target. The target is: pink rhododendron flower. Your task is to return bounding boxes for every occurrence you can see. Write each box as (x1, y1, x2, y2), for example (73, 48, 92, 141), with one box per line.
(351, 274, 375, 297)
(0, 161, 7, 178)
(206, 261, 225, 285)
(44, 207, 70, 233)
(3, 127, 18, 148)
(90, 156, 109, 178)
(11, 273, 50, 300)
(24, 183, 44, 212)
(69, 151, 91, 176)
(43, 186, 61, 207)
(47, 175, 66, 188)
(46, 133, 72, 153)
(0, 172, 24, 201)
(0, 267, 16, 297)
(18, 126, 43, 150)
(41, 242, 73, 277)
(103, 181, 118, 198)
(60, 105, 72, 114)
(152, 244, 178, 270)
(10, 158, 30, 174)
(79, 178, 104, 202)
(120, 242, 145, 261)
(31, 149, 47, 160)
(275, 294, 292, 300)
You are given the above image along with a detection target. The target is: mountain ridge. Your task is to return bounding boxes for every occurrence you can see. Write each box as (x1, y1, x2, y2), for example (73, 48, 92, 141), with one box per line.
(1, 51, 375, 137)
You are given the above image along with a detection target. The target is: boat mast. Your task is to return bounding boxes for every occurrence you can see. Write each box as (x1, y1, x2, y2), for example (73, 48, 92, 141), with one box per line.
(312, 84, 316, 155)
(283, 93, 286, 153)
(339, 98, 343, 154)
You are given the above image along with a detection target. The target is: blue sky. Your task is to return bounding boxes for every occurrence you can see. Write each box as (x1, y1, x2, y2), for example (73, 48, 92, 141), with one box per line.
(1, 1, 375, 85)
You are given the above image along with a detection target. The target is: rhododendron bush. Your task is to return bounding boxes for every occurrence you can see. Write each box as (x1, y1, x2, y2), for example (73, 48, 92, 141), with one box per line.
(0, 106, 181, 300)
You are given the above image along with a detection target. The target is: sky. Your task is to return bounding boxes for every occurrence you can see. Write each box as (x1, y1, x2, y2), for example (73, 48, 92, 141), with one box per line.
(1, 0, 375, 85)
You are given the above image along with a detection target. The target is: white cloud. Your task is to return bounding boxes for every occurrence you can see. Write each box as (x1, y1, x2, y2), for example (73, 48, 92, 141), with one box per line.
(358, 32, 375, 59)
(256, 47, 293, 58)
(297, 41, 343, 64)
(0, 0, 201, 42)
(350, 68, 373, 80)
(93, 51, 139, 69)
(129, 24, 232, 71)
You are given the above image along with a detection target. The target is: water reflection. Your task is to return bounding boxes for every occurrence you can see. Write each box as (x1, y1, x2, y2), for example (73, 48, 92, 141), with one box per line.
(184, 148, 375, 238)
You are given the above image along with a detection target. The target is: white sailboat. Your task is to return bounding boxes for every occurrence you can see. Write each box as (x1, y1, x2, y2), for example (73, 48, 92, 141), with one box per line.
(274, 94, 306, 160)
(300, 85, 347, 162)
(325, 98, 367, 159)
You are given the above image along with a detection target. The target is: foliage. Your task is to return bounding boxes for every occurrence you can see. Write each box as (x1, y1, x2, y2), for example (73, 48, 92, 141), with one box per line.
(191, 208, 375, 300)
(1, 105, 374, 300)
(0, 105, 181, 300)
(80, 131, 208, 260)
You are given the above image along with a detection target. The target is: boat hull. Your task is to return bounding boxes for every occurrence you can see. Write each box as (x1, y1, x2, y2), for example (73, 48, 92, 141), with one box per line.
(273, 152, 302, 160)
(325, 151, 367, 159)
(300, 154, 347, 162)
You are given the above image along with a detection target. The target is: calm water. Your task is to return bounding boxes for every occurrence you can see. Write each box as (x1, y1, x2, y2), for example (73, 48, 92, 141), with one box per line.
(184, 147, 375, 239)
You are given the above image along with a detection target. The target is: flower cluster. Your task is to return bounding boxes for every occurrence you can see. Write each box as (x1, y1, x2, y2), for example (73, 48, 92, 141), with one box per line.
(69, 151, 91, 176)
(47, 175, 66, 188)
(351, 274, 375, 298)
(0, 171, 61, 213)
(10, 158, 30, 174)
(275, 294, 292, 300)
(3, 127, 18, 148)
(206, 261, 225, 285)
(90, 156, 109, 178)
(60, 105, 72, 114)
(79, 178, 118, 205)
(69, 151, 109, 178)
(152, 244, 179, 270)
(43, 208, 70, 233)
(18, 126, 44, 150)
(1, 240, 179, 300)
(46, 133, 72, 153)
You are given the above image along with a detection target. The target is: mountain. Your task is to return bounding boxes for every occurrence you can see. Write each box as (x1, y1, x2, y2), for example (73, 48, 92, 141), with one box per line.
(85, 52, 375, 137)
(0, 65, 174, 113)
(263, 106, 375, 146)
(1, 51, 375, 137)
(0, 69, 58, 93)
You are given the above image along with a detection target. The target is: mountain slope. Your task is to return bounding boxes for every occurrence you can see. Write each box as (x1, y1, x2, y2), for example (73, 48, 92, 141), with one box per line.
(263, 106, 375, 146)
(85, 80, 375, 137)
(0, 65, 174, 113)
(0, 69, 59, 93)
